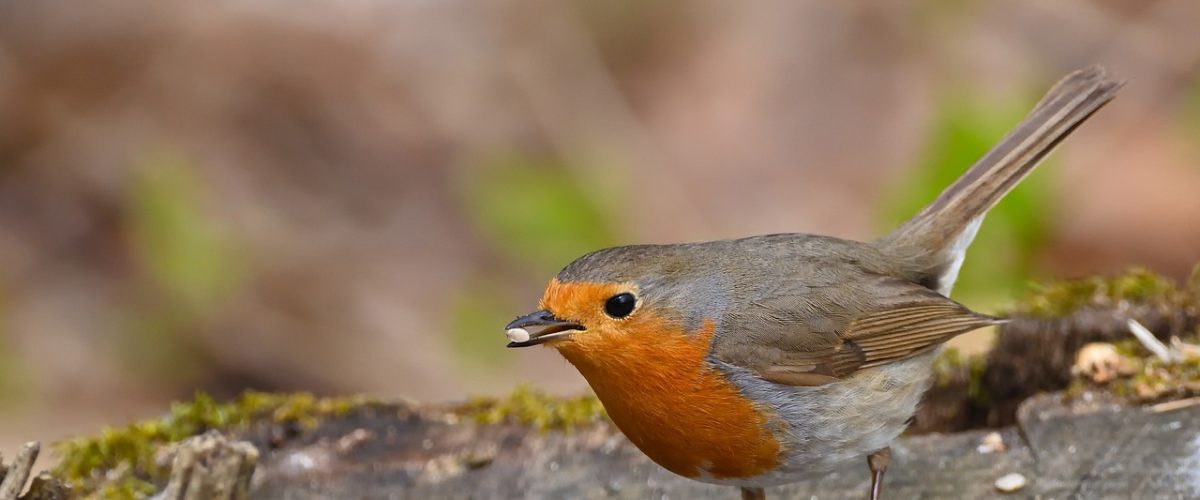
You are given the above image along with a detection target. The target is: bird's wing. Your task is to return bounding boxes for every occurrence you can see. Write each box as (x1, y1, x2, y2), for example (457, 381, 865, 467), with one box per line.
(710, 274, 999, 386)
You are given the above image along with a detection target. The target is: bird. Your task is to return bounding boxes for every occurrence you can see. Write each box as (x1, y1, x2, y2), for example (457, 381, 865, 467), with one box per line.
(504, 67, 1121, 500)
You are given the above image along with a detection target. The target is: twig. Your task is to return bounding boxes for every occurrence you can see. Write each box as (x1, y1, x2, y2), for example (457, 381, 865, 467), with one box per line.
(1126, 319, 1174, 362)
(1150, 397, 1200, 413)
(0, 442, 40, 500)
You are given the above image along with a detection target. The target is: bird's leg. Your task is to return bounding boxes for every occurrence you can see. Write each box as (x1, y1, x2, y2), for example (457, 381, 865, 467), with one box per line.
(740, 486, 766, 500)
(866, 447, 892, 500)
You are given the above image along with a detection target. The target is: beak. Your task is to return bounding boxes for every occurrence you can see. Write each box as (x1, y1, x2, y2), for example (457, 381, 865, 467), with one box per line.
(505, 310, 584, 348)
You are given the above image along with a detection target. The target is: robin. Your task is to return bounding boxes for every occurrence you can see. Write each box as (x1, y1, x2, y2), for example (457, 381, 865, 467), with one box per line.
(504, 67, 1120, 500)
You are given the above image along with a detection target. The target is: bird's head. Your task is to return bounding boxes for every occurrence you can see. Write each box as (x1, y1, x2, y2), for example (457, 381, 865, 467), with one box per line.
(505, 244, 727, 360)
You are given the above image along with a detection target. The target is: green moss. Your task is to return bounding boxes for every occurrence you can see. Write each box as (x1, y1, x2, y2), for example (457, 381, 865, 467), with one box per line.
(1115, 353, 1200, 402)
(1112, 338, 1147, 359)
(457, 385, 607, 431)
(93, 478, 158, 500)
(1069, 333, 1200, 404)
(52, 387, 603, 497)
(1010, 265, 1200, 404)
(1010, 267, 1183, 318)
(54, 391, 369, 498)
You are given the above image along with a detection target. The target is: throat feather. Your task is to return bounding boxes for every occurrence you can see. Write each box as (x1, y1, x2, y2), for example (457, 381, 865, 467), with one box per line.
(555, 319, 782, 479)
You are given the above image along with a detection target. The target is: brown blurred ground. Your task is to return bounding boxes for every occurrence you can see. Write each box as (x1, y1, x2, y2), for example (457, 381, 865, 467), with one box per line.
(2, 0, 1200, 453)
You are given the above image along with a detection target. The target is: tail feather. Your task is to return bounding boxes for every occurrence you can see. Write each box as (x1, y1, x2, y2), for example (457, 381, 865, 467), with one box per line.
(877, 66, 1122, 293)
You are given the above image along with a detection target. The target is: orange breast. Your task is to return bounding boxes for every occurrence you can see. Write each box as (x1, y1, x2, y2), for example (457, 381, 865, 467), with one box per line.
(549, 297, 783, 479)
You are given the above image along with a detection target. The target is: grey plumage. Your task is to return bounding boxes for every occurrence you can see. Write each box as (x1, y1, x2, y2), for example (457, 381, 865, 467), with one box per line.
(535, 67, 1122, 489)
(876, 66, 1122, 290)
(556, 67, 1121, 381)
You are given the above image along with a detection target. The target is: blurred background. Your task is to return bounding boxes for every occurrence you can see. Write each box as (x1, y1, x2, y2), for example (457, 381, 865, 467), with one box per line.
(2, 0, 1200, 453)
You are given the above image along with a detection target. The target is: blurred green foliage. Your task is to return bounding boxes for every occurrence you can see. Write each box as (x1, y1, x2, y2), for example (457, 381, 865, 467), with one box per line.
(882, 92, 1054, 310)
(1184, 79, 1200, 149)
(450, 279, 522, 370)
(120, 154, 243, 379)
(913, 0, 982, 27)
(0, 334, 27, 407)
(0, 274, 27, 406)
(128, 155, 242, 311)
(459, 154, 617, 276)
(451, 154, 619, 368)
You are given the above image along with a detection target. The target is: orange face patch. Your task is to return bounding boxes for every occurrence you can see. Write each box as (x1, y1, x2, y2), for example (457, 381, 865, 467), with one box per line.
(540, 279, 782, 480)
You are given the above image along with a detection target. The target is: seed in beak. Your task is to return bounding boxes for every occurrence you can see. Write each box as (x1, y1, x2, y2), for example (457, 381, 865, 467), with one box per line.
(506, 328, 531, 343)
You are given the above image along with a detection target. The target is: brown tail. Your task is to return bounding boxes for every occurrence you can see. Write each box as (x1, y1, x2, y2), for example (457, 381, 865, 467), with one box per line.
(876, 66, 1122, 292)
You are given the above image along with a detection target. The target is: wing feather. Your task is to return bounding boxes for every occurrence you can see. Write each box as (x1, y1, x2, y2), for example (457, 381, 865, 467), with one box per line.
(713, 275, 999, 387)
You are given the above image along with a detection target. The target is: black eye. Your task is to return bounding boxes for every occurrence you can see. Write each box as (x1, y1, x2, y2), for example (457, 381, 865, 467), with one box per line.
(604, 292, 637, 319)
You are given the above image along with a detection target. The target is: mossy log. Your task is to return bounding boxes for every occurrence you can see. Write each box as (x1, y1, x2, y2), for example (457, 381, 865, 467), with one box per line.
(11, 391, 1198, 499)
(5, 266, 1198, 498)
(249, 392, 1200, 499)
(915, 266, 1199, 433)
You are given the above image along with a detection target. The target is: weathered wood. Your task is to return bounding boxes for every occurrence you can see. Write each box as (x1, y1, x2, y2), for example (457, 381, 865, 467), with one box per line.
(0, 443, 38, 500)
(0, 443, 70, 500)
(245, 393, 1199, 499)
(160, 431, 258, 500)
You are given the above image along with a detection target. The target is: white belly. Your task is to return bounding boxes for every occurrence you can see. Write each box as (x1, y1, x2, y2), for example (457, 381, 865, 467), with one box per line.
(707, 351, 938, 487)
